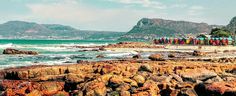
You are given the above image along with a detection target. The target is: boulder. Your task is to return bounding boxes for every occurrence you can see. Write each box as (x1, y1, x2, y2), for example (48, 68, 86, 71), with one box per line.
(192, 50, 206, 56)
(96, 54, 105, 58)
(168, 53, 176, 58)
(120, 91, 131, 96)
(40, 82, 64, 95)
(206, 81, 236, 95)
(133, 54, 142, 59)
(177, 88, 198, 96)
(148, 54, 165, 61)
(26, 90, 42, 96)
(3, 48, 38, 55)
(133, 75, 145, 84)
(138, 64, 153, 72)
(85, 81, 107, 96)
(65, 73, 85, 83)
(180, 68, 217, 82)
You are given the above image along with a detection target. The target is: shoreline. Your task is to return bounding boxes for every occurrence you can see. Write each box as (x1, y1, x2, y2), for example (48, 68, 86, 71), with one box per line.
(0, 42, 236, 95)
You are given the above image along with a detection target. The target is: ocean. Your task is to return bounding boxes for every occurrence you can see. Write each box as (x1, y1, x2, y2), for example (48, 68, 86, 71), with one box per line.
(0, 39, 139, 69)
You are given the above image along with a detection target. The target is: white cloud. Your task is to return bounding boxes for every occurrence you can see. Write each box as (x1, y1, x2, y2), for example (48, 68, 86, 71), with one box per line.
(188, 6, 205, 16)
(107, 0, 167, 9)
(5, 0, 207, 32)
(25, 0, 167, 31)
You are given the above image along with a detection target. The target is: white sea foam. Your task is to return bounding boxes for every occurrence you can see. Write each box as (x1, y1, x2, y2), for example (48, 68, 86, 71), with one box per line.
(60, 43, 109, 47)
(105, 52, 137, 57)
(0, 43, 14, 49)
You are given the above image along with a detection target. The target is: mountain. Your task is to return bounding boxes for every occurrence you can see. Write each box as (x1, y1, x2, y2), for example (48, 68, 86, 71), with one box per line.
(226, 16, 236, 33)
(0, 21, 125, 40)
(119, 18, 222, 41)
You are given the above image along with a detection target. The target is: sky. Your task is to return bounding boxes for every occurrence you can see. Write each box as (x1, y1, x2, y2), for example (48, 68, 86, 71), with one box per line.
(0, 0, 236, 32)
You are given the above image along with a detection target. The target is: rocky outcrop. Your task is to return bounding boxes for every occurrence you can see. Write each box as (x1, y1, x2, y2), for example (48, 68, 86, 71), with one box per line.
(3, 48, 38, 55)
(119, 18, 222, 41)
(105, 42, 164, 48)
(0, 60, 236, 95)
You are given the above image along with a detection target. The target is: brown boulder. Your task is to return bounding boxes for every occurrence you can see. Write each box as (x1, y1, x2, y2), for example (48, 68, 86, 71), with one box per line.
(168, 53, 176, 58)
(26, 90, 42, 96)
(192, 50, 206, 56)
(3, 48, 38, 55)
(85, 81, 107, 96)
(40, 82, 64, 95)
(180, 68, 217, 82)
(206, 81, 236, 95)
(138, 64, 153, 72)
(148, 54, 165, 61)
(133, 54, 142, 59)
(133, 75, 145, 84)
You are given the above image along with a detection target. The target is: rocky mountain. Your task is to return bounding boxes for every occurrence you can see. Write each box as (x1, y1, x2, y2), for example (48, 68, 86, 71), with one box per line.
(226, 16, 236, 33)
(0, 21, 125, 40)
(119, 18, 223, 41)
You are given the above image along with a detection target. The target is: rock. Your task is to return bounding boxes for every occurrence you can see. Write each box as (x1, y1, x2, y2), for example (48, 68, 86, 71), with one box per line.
(65, 73, 84, 83)
(192, 50, 206, 56)
(177, 88, 198, 96)
(26, 90, 42, 96)
(99, 74, 113, 83)
(3, 48, 38, 55)
(40, 82, 64, 95)
(171, 74, 183, 83)
(99, 47, 106, 51)
(168, 53, 176, 58)
(148, 54, 165, 61)
(107, 91, 119, 96)
(133, 54, 142, 59)
(53, 91, 69, 96)
(85, 81, 107, 96)
(116, 83, 131, 91)
(204, 76, 223, 84)
(206, 81, 236, 95)
(138, 64, 153, 72)
(123, 78, 138, 87)
(120, 91, 131, 96)
(180, 68, 217, 82)
(133, 75, 145, 84)
(109, 75, 124, 88)
(96, 54, 105, 58)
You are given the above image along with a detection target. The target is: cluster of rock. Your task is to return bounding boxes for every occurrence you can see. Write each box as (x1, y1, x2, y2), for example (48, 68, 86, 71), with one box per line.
(2, 48, 38, 55)
(105, 42, 164, 48)
(0, 60, 235, 96)
(148, 53, 236, 64)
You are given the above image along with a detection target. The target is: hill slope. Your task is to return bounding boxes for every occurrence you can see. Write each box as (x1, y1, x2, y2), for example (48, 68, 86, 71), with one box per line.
(119, 18, 222, 41)
(226, 16, 236, 33)
(0, 21, 125, 40)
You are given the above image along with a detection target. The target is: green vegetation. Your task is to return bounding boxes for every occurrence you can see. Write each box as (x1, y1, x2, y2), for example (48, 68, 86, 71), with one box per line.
(210, 28, 232, 37)
(197, 34, 207, 38)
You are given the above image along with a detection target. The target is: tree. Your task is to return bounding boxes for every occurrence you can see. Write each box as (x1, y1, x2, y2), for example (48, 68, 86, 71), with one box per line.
(197, 34, 207, 38)
(210, 28, 232, 37)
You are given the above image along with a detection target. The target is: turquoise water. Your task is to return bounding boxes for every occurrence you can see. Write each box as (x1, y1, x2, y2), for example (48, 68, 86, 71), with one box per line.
(0, 39, 139, 69)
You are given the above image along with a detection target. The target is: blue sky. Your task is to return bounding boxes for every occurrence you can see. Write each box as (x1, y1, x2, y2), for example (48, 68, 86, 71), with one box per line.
(0, 0, 235, 32)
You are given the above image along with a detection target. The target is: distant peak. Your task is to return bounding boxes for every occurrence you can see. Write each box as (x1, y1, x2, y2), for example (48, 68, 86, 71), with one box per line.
(4, 21, 37, 25)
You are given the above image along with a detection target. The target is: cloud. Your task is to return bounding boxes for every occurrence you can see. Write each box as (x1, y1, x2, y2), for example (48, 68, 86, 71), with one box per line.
(188, 6, 205, 16)
(25, 0, 167, 31)
(8, 0, 207, 32)
(107, 0, 167, 9)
